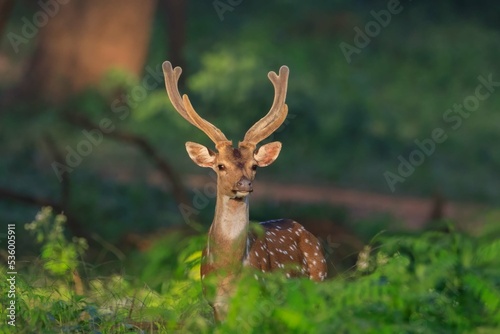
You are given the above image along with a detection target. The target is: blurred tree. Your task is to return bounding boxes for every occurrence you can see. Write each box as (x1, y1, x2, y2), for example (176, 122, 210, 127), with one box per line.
(0, 0, 14, 38)
(18, 0, 157, 102)
(162, 0, 186, 76)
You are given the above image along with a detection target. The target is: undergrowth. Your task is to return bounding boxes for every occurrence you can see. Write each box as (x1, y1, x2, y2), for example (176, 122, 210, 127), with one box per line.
(1, 208, 499, 333)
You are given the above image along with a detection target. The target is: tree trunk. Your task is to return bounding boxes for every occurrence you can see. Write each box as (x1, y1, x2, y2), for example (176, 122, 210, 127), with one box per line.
(0, 0, 14, 38)
(163, 0, 186, 73)
(20, 0, 157, 102)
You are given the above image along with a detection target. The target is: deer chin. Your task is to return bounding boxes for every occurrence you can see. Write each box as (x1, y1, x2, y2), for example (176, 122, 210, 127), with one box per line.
(231, 191, 251, 199)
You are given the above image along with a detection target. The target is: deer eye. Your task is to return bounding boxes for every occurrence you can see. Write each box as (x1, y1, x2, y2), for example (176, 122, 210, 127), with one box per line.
(251, 165, 258, 171)
(217, 164, 226, 171)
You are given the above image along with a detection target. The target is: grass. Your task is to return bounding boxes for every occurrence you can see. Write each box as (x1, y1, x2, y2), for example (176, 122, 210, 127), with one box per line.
(1, 208, 500, 333)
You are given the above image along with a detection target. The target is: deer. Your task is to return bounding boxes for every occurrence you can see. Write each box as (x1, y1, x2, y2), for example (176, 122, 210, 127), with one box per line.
(162, 61, 327, 322)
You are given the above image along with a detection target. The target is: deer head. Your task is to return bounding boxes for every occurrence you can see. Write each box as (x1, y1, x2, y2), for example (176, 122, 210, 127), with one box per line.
(162, 61, 289, 199)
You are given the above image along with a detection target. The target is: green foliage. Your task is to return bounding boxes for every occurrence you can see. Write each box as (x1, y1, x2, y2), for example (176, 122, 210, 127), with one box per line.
(0, 208, 209, 333)
(2, 2, 500, 249)
(217, 225, 500, 333)
(182, 12, 500, 201)
(25, 207, 88, 277)
(2, 207, 499, 333)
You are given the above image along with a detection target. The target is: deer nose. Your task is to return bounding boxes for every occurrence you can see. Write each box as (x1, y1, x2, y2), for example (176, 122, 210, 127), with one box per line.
(236, 177, 253, 192)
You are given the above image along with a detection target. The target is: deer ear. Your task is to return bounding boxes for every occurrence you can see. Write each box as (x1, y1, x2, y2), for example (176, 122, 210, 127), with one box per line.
(254, 141, 282, 167)
(186, 142, 216, 168)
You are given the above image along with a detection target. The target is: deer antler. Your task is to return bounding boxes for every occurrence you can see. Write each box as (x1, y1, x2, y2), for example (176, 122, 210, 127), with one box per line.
(162, 61, 229, 144)
(242, 65, 289, 146)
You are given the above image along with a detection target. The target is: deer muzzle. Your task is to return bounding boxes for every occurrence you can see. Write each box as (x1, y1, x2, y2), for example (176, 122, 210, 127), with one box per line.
(234, 177, 253, 195)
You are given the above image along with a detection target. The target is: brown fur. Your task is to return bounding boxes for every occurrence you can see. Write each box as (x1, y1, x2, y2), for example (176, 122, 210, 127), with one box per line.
(163, 62, 326, 322)
(191, 142, 327, 321)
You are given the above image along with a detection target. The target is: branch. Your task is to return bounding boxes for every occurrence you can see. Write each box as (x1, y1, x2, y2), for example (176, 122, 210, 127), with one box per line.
(43, 134, 70, 208)
(0, 187, 92, 241)
(0, 134, 93, 241)
(64, 112, 189, 207)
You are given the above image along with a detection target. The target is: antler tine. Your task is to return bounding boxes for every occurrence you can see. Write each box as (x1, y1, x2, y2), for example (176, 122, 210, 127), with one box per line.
(162, 61, 228, 144)
(242, 65, 289, 146)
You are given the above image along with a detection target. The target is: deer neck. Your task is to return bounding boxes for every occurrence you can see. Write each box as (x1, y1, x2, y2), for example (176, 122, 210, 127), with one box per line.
(207, 194, 249, 269)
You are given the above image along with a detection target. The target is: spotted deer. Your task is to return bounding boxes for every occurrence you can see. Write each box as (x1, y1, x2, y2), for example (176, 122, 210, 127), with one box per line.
(162, 61, 327, 321)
